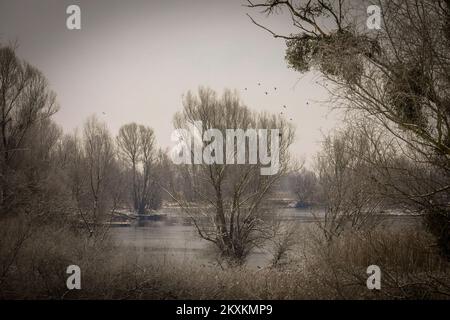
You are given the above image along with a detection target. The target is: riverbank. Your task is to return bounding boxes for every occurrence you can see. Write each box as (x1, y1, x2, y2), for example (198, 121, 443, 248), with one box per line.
(1, 209, 448, 299)
(76, 226, 450, 299)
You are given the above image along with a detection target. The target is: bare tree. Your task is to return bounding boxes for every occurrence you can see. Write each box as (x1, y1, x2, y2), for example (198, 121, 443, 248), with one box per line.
(248, 0, 450, 258)
(167, 87, 295, 263)
(63, 116, 116, 236)
(315, 124, 385, 242)
(116, 123, 160, 214)
(0, 44, 59, 213)
(290, 168, 319, 207)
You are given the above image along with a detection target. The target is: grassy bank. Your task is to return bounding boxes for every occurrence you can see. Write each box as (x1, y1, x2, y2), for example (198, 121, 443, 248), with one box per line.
(1, 215, 449, 299)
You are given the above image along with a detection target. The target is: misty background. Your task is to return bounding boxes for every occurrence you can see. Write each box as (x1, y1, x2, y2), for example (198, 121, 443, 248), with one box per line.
(0, 0, 339, 166)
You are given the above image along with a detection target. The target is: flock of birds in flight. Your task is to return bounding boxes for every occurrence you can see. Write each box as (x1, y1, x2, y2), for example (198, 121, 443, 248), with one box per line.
(243, 82, 310, 122)
(101, 82, 310, 119)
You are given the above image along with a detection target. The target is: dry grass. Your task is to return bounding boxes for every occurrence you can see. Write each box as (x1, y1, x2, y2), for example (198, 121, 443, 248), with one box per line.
(1, 216, 449, 300)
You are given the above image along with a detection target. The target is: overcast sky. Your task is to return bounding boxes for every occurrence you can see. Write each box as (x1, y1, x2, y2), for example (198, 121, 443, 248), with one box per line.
(0, 0, 342, 166)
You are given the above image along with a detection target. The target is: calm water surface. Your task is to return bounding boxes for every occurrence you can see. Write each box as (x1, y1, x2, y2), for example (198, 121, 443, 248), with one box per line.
(110, 207, 421, 268)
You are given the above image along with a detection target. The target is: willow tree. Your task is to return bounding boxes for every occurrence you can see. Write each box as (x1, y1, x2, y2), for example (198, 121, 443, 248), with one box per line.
(116, 123, 158, 214)
(168, 87, 295, 263)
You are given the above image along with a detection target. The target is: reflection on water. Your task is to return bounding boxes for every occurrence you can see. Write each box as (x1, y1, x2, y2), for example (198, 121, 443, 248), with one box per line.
(110, 207, 422, 268)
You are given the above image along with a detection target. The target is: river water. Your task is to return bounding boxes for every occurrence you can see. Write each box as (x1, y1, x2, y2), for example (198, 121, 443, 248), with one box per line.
(110, 207, 422, 268)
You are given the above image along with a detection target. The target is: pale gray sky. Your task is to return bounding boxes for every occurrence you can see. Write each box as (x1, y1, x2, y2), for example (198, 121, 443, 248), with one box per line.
(0, 0, 341, 166)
